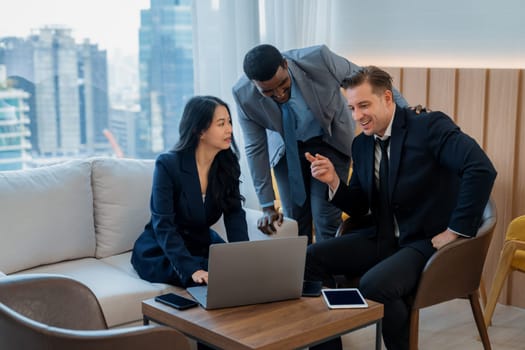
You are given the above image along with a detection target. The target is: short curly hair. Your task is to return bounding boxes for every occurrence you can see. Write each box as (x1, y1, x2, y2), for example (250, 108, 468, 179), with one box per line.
(243, 44, 286, 81)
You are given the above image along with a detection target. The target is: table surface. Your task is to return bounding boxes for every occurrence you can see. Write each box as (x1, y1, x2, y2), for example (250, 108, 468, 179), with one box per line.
(142, 293, 383, 350)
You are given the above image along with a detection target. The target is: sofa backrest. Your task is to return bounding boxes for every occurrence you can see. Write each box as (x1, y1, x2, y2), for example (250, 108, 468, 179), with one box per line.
(91, 158, 155, 258)
(0, 160, 96, 274)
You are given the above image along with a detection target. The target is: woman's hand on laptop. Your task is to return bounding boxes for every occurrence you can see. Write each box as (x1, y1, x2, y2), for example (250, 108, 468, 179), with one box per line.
(192, 270, 208, 284)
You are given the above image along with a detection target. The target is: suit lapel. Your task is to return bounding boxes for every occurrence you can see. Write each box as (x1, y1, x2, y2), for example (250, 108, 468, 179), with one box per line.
(287, 60, 329, 132)
(180, 150, 206, 223)
(389, 107, 407, 199)
(363, 136, 376, 205)
(257, 93, 283, 134)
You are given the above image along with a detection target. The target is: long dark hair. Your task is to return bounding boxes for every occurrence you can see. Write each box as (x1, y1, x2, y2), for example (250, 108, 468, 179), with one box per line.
(173, 96, 244, 213)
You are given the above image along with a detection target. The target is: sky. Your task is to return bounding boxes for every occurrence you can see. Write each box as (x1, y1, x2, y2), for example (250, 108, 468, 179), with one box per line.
(1, 0, 150, 56)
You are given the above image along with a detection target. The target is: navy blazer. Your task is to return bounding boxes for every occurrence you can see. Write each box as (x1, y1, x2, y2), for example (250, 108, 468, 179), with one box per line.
(332, 107, 497, 258)
(131, 150, 248, 287)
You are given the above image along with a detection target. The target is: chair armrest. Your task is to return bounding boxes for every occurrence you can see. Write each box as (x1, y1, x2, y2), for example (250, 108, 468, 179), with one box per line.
(412, 216, 496, 309)
(0, 274, 108, 330)
(0, 306, 190, 350)
(47, 325, 191, 350)
(507, 240, 525, 251)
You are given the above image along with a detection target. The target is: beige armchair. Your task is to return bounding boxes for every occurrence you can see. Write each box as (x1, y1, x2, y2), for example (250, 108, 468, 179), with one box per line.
(408, 199, 496, 350)
(336, 199, 497, 350)
(0, 274, 190, 350)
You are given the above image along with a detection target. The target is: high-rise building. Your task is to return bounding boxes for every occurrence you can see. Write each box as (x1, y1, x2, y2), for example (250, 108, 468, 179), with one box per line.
(77, 39, 110, 155)
(0, 65, 31, 171)
(32, 26, 80, 156)
(0, 37, 35, 82)
(109, 106, 138, 157)
(138, 0, 194, 157)
(2, 32, 111, 157)
(0, 37, 38, 154)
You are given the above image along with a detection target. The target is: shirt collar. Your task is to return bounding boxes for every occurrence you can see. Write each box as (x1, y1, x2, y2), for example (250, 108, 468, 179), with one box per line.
(375, 105, 396, 141)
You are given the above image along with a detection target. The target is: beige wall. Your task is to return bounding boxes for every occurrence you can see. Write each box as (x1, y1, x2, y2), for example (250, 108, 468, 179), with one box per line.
(330, 0, 524, 69)
(383, 67, 525, 308)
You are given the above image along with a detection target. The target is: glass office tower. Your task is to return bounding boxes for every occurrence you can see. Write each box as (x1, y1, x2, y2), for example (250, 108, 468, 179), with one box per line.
(138, 0, 194, 158)
(32, 26, 81, 156)
(0, 66, 31, 171)
(0, 37, 39, 154)
(77, 40, 110, 155)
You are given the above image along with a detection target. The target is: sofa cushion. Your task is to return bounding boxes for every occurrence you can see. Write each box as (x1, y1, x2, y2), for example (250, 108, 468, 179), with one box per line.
(100, 252, 185, 294)
(16, 258, 165, 327)
(0, 160, 95, 274)
(92, 158, 155, 258)
(100, 252, 142, 278)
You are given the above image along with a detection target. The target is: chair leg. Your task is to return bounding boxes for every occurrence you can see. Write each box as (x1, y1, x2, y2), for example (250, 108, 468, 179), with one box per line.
(479, 278, 487, 308)
(483, 241, 515, 327)
(469, 291, 491, 350)
(409, 309, 419, 350)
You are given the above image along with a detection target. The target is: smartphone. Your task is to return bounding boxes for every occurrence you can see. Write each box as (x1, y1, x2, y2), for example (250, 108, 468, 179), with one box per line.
(321, 288, 368, 309)
(155, 293, 198, 310)
(302, 280, 322, 297)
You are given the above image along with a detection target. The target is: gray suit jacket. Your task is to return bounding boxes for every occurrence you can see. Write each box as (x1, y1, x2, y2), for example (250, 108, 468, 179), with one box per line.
(232, 45, 407, 205)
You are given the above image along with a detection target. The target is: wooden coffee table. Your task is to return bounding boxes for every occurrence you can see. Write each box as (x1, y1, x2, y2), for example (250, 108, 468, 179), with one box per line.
(142, 294, 383, 350)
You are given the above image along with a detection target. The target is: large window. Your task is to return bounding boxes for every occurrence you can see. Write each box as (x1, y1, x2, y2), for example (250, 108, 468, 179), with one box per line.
(0, 0, 195, 168)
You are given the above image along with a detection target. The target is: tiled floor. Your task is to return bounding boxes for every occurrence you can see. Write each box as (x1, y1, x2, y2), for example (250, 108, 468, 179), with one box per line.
(341, 299, 524, 349)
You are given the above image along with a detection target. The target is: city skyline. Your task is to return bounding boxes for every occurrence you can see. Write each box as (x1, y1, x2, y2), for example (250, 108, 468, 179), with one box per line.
(1, 27, 111, 158)
(2, 0, 197, 161)
(1, 0, 150, 57)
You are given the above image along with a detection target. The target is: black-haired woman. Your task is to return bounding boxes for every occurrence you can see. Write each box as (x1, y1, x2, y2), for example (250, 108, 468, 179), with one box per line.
(132, 96, 249, 288)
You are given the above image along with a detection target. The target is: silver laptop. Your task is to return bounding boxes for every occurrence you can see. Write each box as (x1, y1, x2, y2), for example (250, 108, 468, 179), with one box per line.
(186, 236, 307, 309)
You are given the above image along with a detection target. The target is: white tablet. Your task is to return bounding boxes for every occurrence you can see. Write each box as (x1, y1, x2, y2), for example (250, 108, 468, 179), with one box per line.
(321, 288, 368, 309)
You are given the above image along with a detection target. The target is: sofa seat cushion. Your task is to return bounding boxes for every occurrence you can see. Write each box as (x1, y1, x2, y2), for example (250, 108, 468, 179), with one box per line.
(91, 158, 155, 258)
(100, 252, 185, 295)
(0, 160, 95, 274)
(15, 258, 164, 327)
(99, 252, 142, 278)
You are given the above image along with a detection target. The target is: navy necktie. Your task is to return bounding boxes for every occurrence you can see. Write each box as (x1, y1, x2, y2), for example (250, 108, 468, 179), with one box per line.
(376, 137, 395, 240)
(281, 103, 306, 206)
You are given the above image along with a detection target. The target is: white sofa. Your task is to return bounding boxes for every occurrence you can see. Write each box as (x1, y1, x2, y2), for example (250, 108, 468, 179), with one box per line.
(0, 157, 297, 328)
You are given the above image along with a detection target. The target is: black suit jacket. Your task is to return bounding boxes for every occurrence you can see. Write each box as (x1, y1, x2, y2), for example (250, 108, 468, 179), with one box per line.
(131, 150, 248, 286)
(332, 107, 497, 258)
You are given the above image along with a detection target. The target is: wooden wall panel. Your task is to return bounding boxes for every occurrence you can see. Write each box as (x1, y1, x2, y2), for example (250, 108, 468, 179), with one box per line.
(401, 68, 428, 107)
(513, 70, 525, 224)
(508, 70, 525, 307)
(382, 67, 402, 91)
(483, 69, 521, 307)
(428, 68, 456, 118)
(378, 66, 524, 309)
(510, 272, 525, 308)
(455, 69, 487, 145)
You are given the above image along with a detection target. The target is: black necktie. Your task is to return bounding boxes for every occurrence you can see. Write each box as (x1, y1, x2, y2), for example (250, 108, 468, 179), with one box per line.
(376, 137, 395, 241)
(281, 103, 306, 206)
